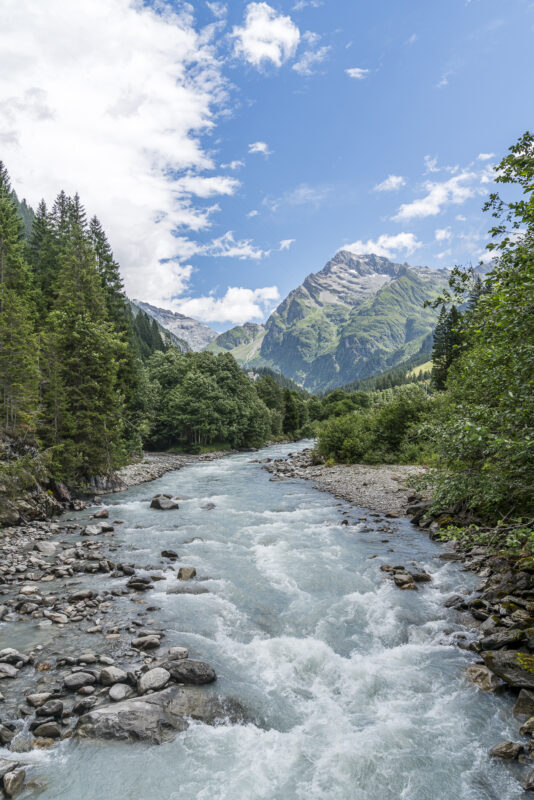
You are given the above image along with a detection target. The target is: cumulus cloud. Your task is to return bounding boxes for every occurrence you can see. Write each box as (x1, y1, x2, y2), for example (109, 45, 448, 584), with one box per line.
(478, 152, 495, 161)
(392, 172, 477, 222)
(0, 0, 235, 308)
(248, 141, 272, 156)
(345, 232, 422, 259)
(232, 3, 300, 69)
(279, 238, 295, 250)
(374, 174, 406, 192)
(206, 2, 227, 18)
(435, 227, 452, 242)
(292, 44, 330, 76)
(176, 285, 280, 323)
(202, 231, 269, 260)
(346, 67, 369, 80)
(246, 209, 259, 218)
(293, 0, 323, 10)
(220, 160, 245, 170)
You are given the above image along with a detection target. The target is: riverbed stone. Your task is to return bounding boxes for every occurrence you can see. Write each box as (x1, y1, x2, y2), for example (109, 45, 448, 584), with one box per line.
(26, 693, 51, 708)
(489, 741, 523, 760)
(3, 769, 25, 798)
(150, 496, 179, 511)
(32, 721, 61, 739)
(77, 686, 236, 744)
(0, 664, 19, 679)
(132, 635, 160, 650)
(483, 651, 534, 689)
(36, 700, 63, 718)
(109, 683, 134, 702)
(523, 770, 534, 791)
(161, 658, 216, 685)
(0, 761, 19, 780)
(177, 567, 196, 580)
(480, 629, 525, 650)
(99, 666, 128, 686)
(64, 672, 96, 690)
(138, 668, 170, 694)
(92, 508, 109, 519)
(166, 646, 189, 661)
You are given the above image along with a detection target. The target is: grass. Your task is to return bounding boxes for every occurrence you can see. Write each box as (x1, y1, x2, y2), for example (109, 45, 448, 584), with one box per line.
(407, 360, 432, 378)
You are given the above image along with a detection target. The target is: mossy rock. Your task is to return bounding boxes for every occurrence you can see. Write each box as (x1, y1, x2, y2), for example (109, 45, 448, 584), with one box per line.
(483, 650, 534, 688)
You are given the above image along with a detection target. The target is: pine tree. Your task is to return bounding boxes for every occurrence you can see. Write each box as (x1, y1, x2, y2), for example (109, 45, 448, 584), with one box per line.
(431, 305, 463, 390)
(0, 163, 40, 437)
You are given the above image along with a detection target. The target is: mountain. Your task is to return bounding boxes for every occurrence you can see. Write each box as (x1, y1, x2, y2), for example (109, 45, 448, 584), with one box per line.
(132, 300, 218, 351)
(128, 301, 190, 353)
(210, 251, 449, 392)
(206, 322, 266, 362)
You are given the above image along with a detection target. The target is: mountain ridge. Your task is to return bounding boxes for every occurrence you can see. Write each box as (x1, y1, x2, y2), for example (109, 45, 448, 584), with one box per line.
(131, 300, 218, 352)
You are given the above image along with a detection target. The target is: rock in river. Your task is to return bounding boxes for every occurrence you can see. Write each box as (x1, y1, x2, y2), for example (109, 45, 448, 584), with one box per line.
(77, 686, 236, 744)
(138, 668, 170, 694)
(99, 666, 128, 686)
(161, 658, 216, 685)
(150, 495, 179, 511)
(482, 651, 534, 689)
(489, 741, 523, 760)
(178, 567, 196, 580)
(3, 769, 25, 798)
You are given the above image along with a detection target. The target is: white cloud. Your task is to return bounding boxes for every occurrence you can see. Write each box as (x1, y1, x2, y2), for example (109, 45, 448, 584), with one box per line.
(374, 174, 406, 192)
(279, 238, 295, 250)
(220, 160, 245, 170)
(407, 33, 418, 45)
(0, 0, 235, 309)
(478, 152, 495, 161)
(435, 227, 452, 242)
(176, 285, 280, 323)
(246, 209, 259, 218)
(424, 155, 440, 173)
(346, 67, 369, 80)
(345, 232, 422, 259)
(175, 174, 240, 198)
(392, 171, 477, 222)
(232, 3, 300, 69)
(293, 0, 323, 10)
(203, 231, 269, 260)
(292, 45, 330, 76)
(248, 141, 272, 156)
(456, 214, 467, 222)
(264, 182, 330, 211)
(206, 2, 227, 18)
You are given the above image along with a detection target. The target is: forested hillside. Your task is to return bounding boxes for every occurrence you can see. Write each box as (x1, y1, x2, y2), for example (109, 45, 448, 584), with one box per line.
(0, 164, 316, 517)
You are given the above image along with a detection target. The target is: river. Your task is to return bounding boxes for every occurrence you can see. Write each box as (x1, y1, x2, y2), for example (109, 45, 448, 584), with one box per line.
(27, 442, 525, 798)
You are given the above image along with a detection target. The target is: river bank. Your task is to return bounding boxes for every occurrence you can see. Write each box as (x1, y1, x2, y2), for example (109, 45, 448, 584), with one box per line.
(0, 441, 531, 798)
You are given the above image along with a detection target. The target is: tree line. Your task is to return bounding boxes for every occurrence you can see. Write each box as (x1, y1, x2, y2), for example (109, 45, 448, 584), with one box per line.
(0, 166, 318, 490)
(317, 132, 534, 530)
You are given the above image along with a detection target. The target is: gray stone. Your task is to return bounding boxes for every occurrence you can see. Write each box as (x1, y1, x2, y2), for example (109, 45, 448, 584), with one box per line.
(480, 629, 525, 650)
(3, 769, 25, 798)
(109, 683, 134, 702)
(32, 721, 60, 739)
(520, 716, 534, 735)
(64, 671, 96, 690)
(177, 567, 196, 580)
(92, 508, 109, 519)
(77, 686, 239, 744)
(513, 689, 534, 716)
(26, 693, 52, 708)
(523, 770, 534, 791)
(150, 496, 179, 511)
(0, 664, 18, 679)
(34, 542, 57, 556)
(99, 666, 128, 686)
(132, 636, 160, 650)
(36, 700, 63, 718)
(162, 658, 216, 685)
(482, 651, 534, 689)
(43, 610, 68, 625)
(138, 668, 170, 694)
(489, 741, 523, 760)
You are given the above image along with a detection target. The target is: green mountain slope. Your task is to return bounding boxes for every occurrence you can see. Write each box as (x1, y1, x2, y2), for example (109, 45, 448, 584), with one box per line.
(207, 251, 448, 392)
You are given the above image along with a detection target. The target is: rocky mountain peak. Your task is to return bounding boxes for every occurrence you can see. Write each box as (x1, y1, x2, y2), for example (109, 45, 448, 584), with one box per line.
(132, 300, 217, 352)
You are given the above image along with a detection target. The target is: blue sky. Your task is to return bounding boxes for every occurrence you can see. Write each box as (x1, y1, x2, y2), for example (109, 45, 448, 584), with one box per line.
(1, 0, 532, 329)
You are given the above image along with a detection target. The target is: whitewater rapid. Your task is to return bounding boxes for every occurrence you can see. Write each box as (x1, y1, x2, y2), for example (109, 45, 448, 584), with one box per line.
(32, 441, 524, 799)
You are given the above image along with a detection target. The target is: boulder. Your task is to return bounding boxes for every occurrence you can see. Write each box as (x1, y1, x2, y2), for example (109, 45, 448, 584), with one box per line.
(99, 666, 128, 686)
(480, 629, 525, 650)
(0, 664, 18, 679)
(489, 741, 523, 760)
(77, 685, 237, 744)
(0, 761, 19, 780)
(161, 658, 216, 685)
(178, 567, 196, 581)
(166, 646, 189, 661)
(161, 550, 178, 560)
(34, 542, 57, 556)
(3, 769, 25, 798)
(465, 664, 500, 692)
(92, 508, 109, 519)
(26, 693, 52, 708)
(138, 668, 170, 694)
(36, 700, 63, 718)
(513, 689, 534, 716)
(482, 651, 534, 689)
(523, 771, 534, 792)
(150, 496, 179, 511)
